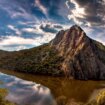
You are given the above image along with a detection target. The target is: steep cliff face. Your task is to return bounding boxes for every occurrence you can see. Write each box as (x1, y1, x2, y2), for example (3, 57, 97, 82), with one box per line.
(0, 25, 105, 80)
(51, 25, 105, 80)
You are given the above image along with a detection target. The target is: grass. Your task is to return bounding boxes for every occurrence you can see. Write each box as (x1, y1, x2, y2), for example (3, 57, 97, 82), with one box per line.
(86, 90, 105, 105)
(0, 86, 16, 105)
(57, 89, 105, 105)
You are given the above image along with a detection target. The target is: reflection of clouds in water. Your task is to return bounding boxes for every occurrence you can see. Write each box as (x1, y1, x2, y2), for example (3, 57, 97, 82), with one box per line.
(0, 72, 56, 105)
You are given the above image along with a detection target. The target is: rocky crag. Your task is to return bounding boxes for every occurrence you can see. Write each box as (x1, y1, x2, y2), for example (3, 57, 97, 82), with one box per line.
(0, 25, 105, 80)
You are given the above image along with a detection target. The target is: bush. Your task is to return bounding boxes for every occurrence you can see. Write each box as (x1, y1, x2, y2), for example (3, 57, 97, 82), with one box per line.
(0, 88, 16, 105)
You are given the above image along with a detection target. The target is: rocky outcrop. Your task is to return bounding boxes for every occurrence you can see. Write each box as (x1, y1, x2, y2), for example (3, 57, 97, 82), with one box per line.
(51, 25, 105, 80)
(0, 25, 105, 80)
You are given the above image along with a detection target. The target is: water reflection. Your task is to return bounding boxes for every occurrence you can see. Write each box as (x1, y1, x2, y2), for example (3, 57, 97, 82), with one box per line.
(1, 70, 105, 105)
(0, 72, 56, 105)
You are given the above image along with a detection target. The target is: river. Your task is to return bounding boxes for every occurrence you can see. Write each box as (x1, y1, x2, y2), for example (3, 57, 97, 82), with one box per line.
(0, 69, 105, 105)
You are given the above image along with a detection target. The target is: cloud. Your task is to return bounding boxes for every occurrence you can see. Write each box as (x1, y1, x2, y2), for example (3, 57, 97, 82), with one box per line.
(22, 28, 37, 34)
(53, 25, 63, 29)
(0, 36, 35, 46)
(1, 22, 105, 51)
(34, 0, 48, 15)
(22, 22, 63, 35)
(1, 22, 63, 50)
(93, 29, 105, 45)
(0, 45, 27, 51)
(0, 0, 38, 21)
(39, 23, 62, 33)
(0, 32, 55, 51)
(0, 22, 61, 51)
(82, 26, 105, 45)
(18, 21, 39, 26)
(66, 0, 105, 27)
(7, 25, 21, 35)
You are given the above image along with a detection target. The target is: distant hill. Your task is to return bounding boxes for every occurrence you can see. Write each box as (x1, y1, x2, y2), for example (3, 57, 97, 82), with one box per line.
(0, 25, 105, 80)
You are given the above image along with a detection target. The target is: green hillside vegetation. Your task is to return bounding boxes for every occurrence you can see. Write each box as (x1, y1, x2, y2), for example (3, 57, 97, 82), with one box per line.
(0, 44, 64, 76)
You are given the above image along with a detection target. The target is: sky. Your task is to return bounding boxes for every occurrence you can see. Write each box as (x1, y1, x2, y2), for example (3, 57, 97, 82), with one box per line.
(0, 0, 105, 51)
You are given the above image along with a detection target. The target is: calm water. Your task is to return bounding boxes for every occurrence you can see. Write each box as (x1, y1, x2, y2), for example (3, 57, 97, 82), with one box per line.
(0, 69, 105, 105)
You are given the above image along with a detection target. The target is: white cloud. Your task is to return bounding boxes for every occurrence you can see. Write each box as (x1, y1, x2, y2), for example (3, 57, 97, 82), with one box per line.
(7, 25, 21, 35)
(71, 0, 85, 18)
(10, 7, 32, 19)
(82, 26, 105, 45)
(65, 0, 70, 9)
(1, 22, 105, 51)
(21, 26, 44, 35)
(66, 0, 105, 27)
(0, 33, 55, 51)
(18, 21, 39, 26)
(0, 36, 35, 46)
(95, 32, 105, 45)
(22, 22, 63, 35)
(67, 0, 86, 26)
(1, 22, 63, 51)
(0, 0, 38, 22)
(16, 46, 27, 51)
(0, 45, 27, 51)
(34, 0, 48, 15)
(22, 28, 36, 34)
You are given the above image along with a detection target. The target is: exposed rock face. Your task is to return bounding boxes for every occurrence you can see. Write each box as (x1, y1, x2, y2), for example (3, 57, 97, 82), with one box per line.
(51, 25, 105, 80)
(0, 25, 105, 80)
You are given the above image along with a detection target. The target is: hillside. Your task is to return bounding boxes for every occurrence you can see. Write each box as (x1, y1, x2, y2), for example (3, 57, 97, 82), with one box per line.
(0, 25, 105, 80)
(0, 44, 64, 76)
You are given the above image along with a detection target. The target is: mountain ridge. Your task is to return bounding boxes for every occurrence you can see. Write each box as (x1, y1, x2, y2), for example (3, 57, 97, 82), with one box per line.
(0, 25, 105, 80)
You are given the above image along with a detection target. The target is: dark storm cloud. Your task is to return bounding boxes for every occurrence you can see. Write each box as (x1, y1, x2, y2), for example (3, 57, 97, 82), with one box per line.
(66, 0, 105, 26)
(53, 25, 63, 29)
(40, 23, 63, 33)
